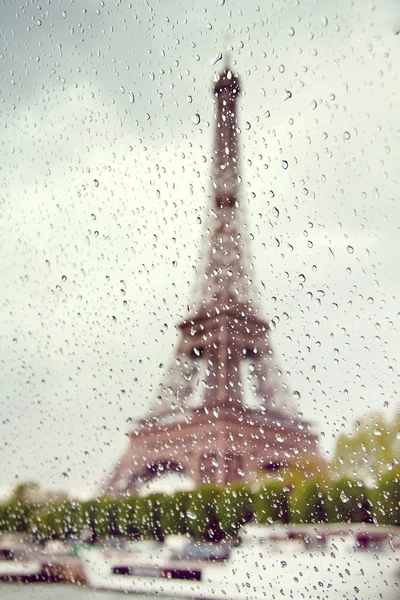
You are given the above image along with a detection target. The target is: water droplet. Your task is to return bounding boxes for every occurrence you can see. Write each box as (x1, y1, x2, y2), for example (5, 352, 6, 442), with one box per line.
(321, 16, 328, 27)
(284, 90, 292, 101)
(128, 91, 135, 103)
(212, 53, 223, 66)
(288, 27, 295, 37)
(293, 390, 301, 400)
(347, 245, 354, 254)
(91, 213, 96, 221)
(343, 131, 351, 140)
(311, 100, 317, 110)
(245, 121, 251, 130)
(193, 114, 201, 125)
(61, 275, 67, 282)
(281, 160, 288, 170)
(298, 274, 306, 284)
(94, 179, 99, 187)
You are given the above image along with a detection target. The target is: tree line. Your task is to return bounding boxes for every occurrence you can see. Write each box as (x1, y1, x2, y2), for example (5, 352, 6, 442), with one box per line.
(1, 469, 399, 543)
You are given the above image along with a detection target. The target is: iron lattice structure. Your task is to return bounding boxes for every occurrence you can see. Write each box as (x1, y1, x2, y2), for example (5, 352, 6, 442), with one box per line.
(106, 67, 319, 495)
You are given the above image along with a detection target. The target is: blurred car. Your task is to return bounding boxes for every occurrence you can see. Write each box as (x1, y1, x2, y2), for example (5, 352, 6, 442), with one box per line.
(171, 540, 231, 562)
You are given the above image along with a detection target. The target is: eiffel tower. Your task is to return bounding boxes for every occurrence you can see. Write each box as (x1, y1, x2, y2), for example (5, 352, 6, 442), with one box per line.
(106, 66, 319, 495)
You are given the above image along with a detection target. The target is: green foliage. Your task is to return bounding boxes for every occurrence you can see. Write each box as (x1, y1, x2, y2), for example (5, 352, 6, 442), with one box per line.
(0, 505, 9, 532)
(29, 501, 82, 541)
(217, 484, 254, 537)
(1, 501, 32, 533)
(94, 498, 122, 538)
(186, 484, 224, 541)
(333, 411, 400, 483)
(135, 493, 166, 541)
(1, 472, 397, 539)
(11, 482, 40, 503)
(327, 478, 373, 524)
(159, 491, 191, 536)
(375, 468, 400, 525)
(275, 456, 331, 489)
(255, 482, 290, 524)
(80, 499, 101, 542)
(117, 496, 142, 537)
(290, 480, 329, 524)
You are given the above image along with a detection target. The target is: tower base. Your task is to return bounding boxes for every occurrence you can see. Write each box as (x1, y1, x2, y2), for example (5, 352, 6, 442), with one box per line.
(106, 409, 318, 496)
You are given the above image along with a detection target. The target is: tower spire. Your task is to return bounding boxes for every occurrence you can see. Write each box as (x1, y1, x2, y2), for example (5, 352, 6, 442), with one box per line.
(193, 66, 253, 313)
(213, 67, 241, 209)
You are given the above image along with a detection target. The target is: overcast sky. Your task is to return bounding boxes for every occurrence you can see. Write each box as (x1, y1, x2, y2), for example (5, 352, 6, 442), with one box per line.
(0, 0, 399, 498)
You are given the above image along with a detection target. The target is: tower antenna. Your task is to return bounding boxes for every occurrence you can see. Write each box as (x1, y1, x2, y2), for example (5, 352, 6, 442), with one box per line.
(223, 32, 232, 68)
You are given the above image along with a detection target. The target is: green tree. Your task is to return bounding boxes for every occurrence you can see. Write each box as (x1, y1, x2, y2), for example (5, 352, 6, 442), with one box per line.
(142, 493, 166, 541)
(159, 491, 191, 536)
(30, 503, 64, 541)
(275, 455, 331, 490)
(217, 483, 254, 537)
(333, 411, 400, 483)
(254, 482, 290, 524)
(187, 484, 224, 541)
(11, 482, 41, 503)
(80, 499, 101, 542)
(290, 480, 329, 524)
(2, 501, 32, 533)
(93, 498, 122, 538)
(327, 478, 374, 524)
(375, 468, 400, 525)
(117, 496, 142, 537)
